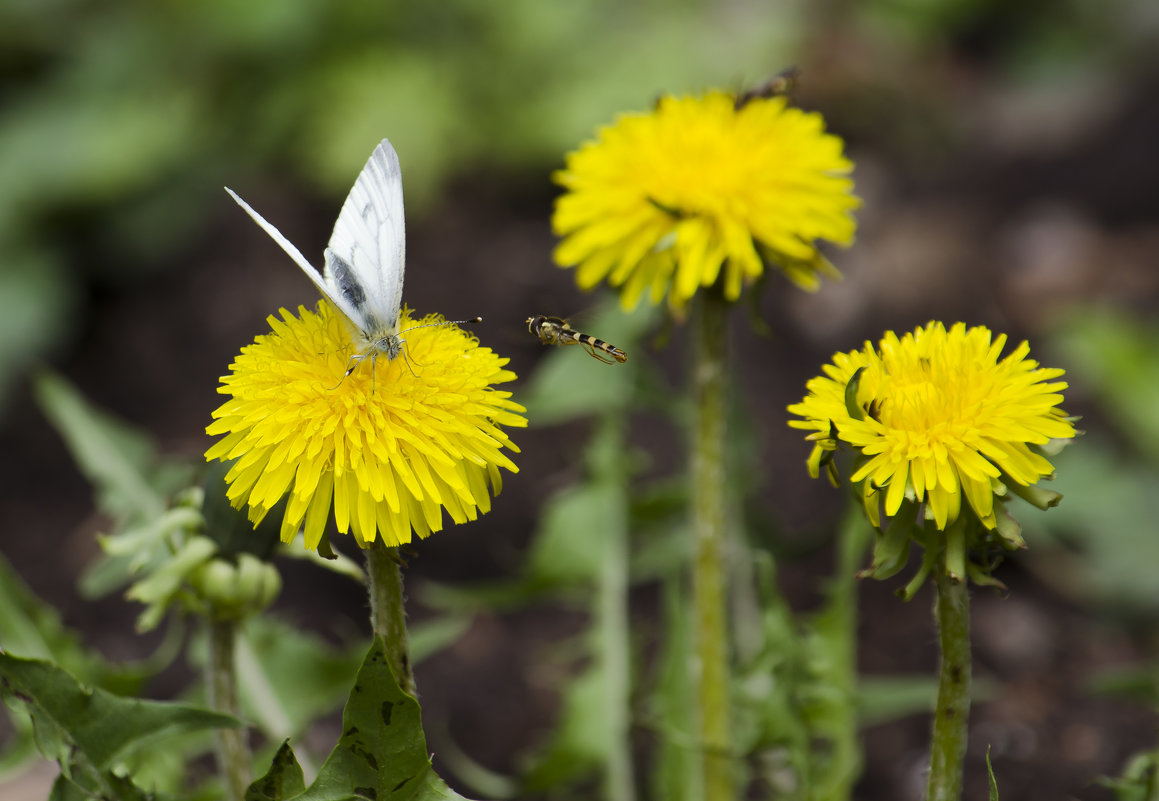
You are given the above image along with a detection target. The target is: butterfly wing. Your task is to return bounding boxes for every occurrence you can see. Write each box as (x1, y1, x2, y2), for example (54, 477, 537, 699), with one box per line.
(323, 139, 406, 341)
(225, 187, 367, 331)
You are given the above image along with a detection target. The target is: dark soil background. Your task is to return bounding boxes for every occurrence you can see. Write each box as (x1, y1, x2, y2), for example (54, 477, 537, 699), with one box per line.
(3, 5, 1159, 799)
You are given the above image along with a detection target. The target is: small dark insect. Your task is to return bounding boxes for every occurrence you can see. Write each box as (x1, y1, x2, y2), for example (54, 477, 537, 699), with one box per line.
(734, 66, 801, 109)
(525, 315, 628, 364)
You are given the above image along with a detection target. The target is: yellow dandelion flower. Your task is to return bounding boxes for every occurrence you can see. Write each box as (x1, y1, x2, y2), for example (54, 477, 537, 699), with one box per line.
(788, 322, 1077, 532)
(205, 302, 526, 551)
(552, 90, 859, 312)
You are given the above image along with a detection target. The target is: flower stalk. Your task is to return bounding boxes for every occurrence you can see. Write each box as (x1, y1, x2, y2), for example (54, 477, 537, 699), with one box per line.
(928, 541, 972, 801)
(691, 289, 733, 801)
(365, 538, 416, 697)
(206, 618, 250, 801)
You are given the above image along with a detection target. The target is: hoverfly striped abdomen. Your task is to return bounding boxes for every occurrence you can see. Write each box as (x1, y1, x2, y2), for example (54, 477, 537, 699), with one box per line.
(525, 315, 628, 364)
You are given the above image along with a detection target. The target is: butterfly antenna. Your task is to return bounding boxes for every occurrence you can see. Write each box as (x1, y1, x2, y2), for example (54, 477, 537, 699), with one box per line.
(397, 316, 483, 369)
(399, 316, 483, 336)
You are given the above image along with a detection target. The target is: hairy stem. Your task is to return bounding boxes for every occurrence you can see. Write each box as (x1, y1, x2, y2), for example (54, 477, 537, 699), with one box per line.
(365, 539, 416, 696)
(207, 618, 250, 801)
(691, 291, 733, 801)
(927, 549, 972, 801)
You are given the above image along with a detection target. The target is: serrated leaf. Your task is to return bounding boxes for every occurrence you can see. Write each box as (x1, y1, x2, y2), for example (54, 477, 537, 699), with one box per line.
(289, 639, 472, 801)
(49, 769, 155, 801)
(247, 741, 307, 801)
(0, 551, 89, 666)
(0, 653, 241, 773)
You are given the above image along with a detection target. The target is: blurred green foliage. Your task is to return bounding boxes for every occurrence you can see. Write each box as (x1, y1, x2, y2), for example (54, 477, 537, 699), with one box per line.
(1020, 310, 1159, 616)
(0, 0, 1150, 411)
(0, 0, 804, 410)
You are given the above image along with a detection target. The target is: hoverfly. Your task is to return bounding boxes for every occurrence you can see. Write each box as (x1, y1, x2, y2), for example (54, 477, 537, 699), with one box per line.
(525, 315, 628, 364)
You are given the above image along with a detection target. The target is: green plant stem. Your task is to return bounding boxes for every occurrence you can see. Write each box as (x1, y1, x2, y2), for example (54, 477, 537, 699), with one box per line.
(927, 551, 972, 801)
(207, 618, 250, 801)
(365, 539, 416, 697)
(691, 291, 733, 801)
(596, 416, 635, 801)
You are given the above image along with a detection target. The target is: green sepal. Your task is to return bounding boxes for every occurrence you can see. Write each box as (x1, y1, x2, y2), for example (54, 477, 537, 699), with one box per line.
(1002, 477, 1063, 511)
(125, 535, 219, 632)
(859, 500, 916, 581)
(992, 504, 1026, 550)
(943, 515, 968, 583)
(965, 562, 1008, 592)
(897, 546, 936, 602)
(844, 367, 866, 421)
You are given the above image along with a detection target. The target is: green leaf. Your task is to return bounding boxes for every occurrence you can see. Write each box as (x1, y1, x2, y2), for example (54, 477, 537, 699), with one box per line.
(1052, 310, 1159, 461)
(0, 551, 91, 668)
(522, 667, 608, 791)
(649, 578, 701, 801)
(33, 370, 173, 523)
(1096, 751, 1156, 801)
(234, 619, 367, 742)
(0, 653, 240, 774)
(0, 549, 167, 697)
(798, 506, 869, 800)
(525, 482, 617, 586)
(229, 611, 468, 753)
(857, 677, 939, 727)
(48, 769, 155, 801)
(1021, 440, 1159, 613)
(247, 741, 307, 801)
(286, 638, 472, 801)
(408, 616, 473, 664)
(0, 253, 71, 413)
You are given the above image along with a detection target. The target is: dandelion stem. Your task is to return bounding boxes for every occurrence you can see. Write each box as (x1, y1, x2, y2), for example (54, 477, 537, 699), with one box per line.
(207, 618, 250, 801)
(365, 540, 416, 696)
(691, 290, 734, 801)
(927, 547, 972, 801)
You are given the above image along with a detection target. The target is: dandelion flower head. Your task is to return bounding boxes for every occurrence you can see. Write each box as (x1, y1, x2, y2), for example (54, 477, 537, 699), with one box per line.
(206, 302, 526, 550)
(788, 322, 1076, 531)
(552, 89, 859, 312)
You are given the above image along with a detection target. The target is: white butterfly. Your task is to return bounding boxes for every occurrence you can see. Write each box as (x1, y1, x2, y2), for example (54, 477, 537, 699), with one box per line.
(226, 139, 418, 375)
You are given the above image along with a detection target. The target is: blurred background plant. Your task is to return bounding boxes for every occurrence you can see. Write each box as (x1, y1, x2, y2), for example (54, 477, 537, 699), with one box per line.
(2, 0, 1158, 799)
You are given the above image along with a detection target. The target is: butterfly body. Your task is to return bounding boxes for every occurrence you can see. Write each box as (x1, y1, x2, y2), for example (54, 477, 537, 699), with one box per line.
(227, 139, 408, 373)
(526, 315, 628, 364)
